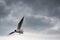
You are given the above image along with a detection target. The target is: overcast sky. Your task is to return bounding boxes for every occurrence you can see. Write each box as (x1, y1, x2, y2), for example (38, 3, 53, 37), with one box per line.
(0, 0, 60, 40)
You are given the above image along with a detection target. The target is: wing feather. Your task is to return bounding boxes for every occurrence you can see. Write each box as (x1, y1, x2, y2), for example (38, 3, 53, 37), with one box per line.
(17, 16, 24, 30)
(8, 31, 15, 35)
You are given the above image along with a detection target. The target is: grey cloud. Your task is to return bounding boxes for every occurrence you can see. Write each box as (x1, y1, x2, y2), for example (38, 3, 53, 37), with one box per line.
(0, 0, 60, 35)
(20, 0, 60, 18)
(24, 17, 54, 32)
(5, 0, 22, 5)
(4, 0, 60, 18)
(43, 29, 60, 34)
(0, 3, 6, 18)
(0, 2, 10, 18)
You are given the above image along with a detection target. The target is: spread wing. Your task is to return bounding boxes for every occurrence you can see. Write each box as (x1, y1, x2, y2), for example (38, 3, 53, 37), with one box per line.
(8, 31, 15, 35)
(17, 16, 24, 30)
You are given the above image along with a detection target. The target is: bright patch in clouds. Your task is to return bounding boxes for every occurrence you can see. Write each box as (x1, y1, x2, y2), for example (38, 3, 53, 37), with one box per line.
(0, 32, 40, 40)
(51, 23, 60, 30)
(0, 32, 60, 40)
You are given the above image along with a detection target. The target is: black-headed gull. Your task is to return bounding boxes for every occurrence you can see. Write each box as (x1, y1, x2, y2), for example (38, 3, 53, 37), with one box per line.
(8, 16, 24, 35)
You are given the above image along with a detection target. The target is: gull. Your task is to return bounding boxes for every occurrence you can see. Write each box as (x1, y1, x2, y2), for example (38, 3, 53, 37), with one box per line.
(8, 16, 24, 35)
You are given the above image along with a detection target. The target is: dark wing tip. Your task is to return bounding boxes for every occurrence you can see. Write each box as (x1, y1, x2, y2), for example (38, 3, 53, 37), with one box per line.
(22, 16, 24, 19)
(17, 16, 24, 29)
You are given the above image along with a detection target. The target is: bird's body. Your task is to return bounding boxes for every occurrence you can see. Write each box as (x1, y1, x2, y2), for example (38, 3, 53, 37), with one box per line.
(8, 16, 24, 35)
(16, 29, 23, 34)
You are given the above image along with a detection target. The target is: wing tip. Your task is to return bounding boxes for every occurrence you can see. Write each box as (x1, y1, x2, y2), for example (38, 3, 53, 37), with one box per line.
(23, 16, 24, 19)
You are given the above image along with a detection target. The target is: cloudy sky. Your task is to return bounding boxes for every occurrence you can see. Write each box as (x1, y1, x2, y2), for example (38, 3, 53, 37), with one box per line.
(0, 0, 60, 40)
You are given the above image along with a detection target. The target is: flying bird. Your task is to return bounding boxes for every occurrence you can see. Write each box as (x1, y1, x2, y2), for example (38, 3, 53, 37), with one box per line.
(8, 16, 24, 35)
